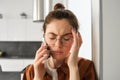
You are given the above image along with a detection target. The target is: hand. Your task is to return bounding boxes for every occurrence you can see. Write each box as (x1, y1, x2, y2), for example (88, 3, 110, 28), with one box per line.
(67, 29, 82, 67)
(33, 43, 50, 80)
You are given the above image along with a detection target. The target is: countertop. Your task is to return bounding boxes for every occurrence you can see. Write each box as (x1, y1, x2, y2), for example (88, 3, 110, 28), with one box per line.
(0, 58, 34, 72)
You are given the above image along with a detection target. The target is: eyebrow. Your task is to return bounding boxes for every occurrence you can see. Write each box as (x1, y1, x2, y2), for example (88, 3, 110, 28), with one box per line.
(47, 32, 72, 36)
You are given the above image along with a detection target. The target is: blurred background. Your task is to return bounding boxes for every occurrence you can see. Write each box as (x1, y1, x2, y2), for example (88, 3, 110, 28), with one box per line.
(0, 0, 120, 80)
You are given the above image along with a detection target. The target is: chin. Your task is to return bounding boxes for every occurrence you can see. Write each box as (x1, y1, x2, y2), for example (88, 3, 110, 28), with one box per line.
(53, 55, 66, 61)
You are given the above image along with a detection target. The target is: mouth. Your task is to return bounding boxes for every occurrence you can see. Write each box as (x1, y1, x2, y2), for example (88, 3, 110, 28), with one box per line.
(53, 50, 63, 55)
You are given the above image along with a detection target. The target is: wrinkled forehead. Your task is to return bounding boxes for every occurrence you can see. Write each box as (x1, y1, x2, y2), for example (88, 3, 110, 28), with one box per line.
(45, 19, 72, 35)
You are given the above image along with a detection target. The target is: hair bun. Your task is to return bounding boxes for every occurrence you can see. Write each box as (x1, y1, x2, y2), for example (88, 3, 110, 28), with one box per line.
(54, 3, 65, 11)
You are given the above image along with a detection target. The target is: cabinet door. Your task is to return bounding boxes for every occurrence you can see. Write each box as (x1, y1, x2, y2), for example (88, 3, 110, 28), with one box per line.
(26, 22, 43, 41)
(0, 0, 43, 41)
(23, 59, 33, 69)
(7, 21, 27, 41)
(0, 59, 23, 72)
(0, 21, 7, 41)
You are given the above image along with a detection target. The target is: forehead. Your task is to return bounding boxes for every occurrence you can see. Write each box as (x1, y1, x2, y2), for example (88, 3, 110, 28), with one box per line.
(45, 19, 72, 35)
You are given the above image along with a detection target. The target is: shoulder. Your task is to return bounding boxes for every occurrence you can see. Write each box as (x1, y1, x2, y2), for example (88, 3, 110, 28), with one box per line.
(23, 64, 34, 73)
(77, 57, 97, 79)
(22, 64, 34, 80)
(77, 57, 95, 74)
(77, 57, 94, 65)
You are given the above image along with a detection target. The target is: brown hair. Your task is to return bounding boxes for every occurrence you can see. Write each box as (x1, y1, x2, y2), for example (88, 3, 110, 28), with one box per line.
(43, 3, 79, 32)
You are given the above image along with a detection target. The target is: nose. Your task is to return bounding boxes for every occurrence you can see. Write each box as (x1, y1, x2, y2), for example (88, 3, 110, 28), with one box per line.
(54, 39, 62, 48)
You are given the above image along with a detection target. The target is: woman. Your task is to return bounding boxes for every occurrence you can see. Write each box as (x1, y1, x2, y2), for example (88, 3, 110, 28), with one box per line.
(23, 3, 97, 80)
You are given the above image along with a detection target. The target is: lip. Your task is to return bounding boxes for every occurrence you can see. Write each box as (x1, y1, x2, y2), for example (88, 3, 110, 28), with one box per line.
(53, 50, 63, 55)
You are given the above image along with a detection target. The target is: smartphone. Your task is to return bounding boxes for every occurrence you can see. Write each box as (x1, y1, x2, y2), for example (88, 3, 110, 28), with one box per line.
(42, 37, 51, 57)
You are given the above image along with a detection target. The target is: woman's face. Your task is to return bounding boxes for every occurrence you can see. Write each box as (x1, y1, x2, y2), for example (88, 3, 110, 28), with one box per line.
(44, 19, 73, 61)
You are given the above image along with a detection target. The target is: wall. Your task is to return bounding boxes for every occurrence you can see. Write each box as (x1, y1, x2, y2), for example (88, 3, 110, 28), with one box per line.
(102, 0, 120, 80)
(68, 0, 92, 60)
(0, 0, 43, 41)
(92, 0, 120, 79)
(91, 0, 101, 79)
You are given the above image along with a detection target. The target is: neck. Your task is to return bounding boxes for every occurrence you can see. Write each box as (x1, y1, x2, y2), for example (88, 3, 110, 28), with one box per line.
(49, 57, 64, 68)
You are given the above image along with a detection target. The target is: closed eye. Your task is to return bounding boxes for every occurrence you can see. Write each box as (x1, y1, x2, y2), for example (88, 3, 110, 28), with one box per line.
(49, 37, 56, 40)
(63, 38, 71, 41)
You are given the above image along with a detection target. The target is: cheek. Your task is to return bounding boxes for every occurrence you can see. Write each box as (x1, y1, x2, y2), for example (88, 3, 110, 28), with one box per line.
(64, 42, 73, 54)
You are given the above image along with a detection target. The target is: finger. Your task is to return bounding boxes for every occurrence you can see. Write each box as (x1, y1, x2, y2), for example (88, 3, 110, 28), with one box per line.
(38, 55, 48, 64)
(36, 44, 48, 55)
(37, 43, 44, 51)
(34, 55, 48, 67)
(77, 32, 82, 48)
(70, 29, 78, 52)
(35, 44, 48, 62)
(70, 30, 82, 57)
(34, 49, 49, 63)
(35, 49, 49, 62)
(72, 29, 77, 43)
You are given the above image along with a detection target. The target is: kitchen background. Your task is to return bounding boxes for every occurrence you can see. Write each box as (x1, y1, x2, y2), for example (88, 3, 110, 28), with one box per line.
(0, 0, 92, 80)
(0, 0, 92, 59)
(1, 0, 120, 80)
(1, 0, 45, 79)
(0, 41, 41, 58)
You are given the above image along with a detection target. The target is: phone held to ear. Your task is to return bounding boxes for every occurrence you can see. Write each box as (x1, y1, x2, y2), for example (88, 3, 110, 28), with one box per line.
(42, 37, 58, 80)
(42, 38, 51, 57)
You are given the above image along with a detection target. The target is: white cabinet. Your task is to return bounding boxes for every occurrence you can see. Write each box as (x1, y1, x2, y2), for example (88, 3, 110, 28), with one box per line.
(0, 59, 33, 72)
(7, 21, 27, 41)
(0, 59, 23, 72)
(0, 21, 8, 41)
(23, 59, 33, 69)
(0, 0, 43, 41)
(26, 22, 43, 41)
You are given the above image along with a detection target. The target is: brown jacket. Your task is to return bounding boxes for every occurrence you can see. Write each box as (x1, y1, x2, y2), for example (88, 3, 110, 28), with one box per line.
(22, 57, 98, 80)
